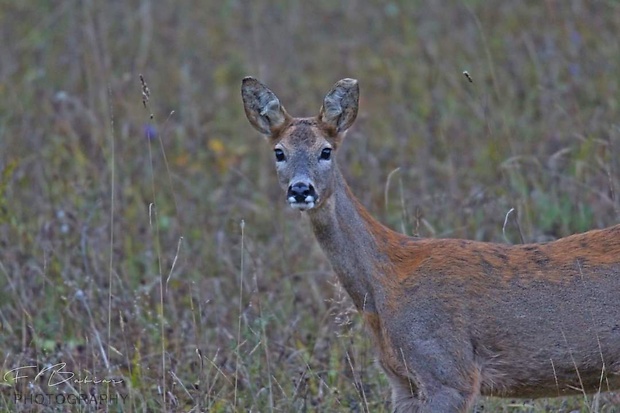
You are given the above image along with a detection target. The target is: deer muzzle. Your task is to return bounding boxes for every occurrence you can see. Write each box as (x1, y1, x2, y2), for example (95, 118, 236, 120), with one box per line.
(287, 181, 317, 211)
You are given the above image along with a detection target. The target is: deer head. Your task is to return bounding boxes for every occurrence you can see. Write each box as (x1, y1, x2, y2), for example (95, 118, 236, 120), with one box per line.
(241, 77, 359, 211)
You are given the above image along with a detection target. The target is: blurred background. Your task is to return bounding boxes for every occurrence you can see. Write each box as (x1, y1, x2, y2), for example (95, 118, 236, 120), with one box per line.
(0, 0, 619, 411)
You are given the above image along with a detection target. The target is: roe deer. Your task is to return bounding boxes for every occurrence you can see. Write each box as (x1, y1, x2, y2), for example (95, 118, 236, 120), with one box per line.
(241, 77, 620, 412)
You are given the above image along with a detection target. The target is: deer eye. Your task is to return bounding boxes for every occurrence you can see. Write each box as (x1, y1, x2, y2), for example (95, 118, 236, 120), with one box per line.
(320, 148, 332, 161)
(274, 148, 286, 162)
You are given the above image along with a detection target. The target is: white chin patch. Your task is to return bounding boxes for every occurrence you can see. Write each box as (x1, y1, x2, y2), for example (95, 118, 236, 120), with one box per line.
(288, 196, 316, 211)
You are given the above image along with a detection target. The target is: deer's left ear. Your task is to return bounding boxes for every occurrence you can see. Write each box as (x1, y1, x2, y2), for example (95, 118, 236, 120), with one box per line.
(319, 78, 359, 133)
(241, 77, 290, 136)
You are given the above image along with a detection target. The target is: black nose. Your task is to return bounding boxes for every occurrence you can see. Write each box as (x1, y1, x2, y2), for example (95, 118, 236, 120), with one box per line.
(288, 182, 316, 203)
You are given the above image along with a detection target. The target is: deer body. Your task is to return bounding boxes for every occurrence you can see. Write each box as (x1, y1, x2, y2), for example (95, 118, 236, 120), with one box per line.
(241, 77, 620, 412)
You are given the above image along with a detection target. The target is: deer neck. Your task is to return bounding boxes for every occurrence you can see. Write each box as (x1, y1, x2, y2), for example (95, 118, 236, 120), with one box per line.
(306, 167, 397, 313)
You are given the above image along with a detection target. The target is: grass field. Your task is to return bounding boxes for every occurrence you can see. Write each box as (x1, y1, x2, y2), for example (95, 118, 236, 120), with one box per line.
(0, 1, 619, 411)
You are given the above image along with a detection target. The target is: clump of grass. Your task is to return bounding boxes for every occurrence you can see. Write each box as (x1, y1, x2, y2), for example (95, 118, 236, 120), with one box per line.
(0, 1, 619, 412)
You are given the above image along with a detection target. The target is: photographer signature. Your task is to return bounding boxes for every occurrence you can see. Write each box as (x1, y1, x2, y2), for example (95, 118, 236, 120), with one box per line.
(3, 363, 123, 387)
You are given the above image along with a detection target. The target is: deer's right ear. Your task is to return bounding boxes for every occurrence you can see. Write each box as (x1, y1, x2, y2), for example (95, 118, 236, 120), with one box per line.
(241, 77, 289, 136)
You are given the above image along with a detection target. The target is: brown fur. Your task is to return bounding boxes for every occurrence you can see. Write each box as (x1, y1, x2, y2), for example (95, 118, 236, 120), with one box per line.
(241, 76, 620, 412)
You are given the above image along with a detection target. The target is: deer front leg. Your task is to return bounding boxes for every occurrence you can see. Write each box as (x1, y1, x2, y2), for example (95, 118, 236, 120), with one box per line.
(387, 364, 480, 412)
(385, 323, 481, 412)
(390, 382, 479, 413)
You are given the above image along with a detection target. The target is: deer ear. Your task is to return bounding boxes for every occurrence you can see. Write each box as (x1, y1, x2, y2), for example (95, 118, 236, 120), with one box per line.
(319, 78, 359, 133)
(241, 77, 289, 136)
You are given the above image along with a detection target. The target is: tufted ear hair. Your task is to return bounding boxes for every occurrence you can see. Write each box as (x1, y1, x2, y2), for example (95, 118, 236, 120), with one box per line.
(319, 78, 359, 134)
(241, 77, 290, 136)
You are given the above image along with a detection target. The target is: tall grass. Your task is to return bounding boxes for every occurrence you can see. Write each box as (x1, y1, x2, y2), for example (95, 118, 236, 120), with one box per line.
(0, 1, 619, 411)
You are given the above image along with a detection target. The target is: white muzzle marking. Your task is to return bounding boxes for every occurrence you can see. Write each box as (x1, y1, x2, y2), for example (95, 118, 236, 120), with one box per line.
(288, 195, 316, 211)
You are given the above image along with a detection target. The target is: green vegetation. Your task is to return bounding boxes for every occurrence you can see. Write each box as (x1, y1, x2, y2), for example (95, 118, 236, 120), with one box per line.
(0, 1, 619, 411)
